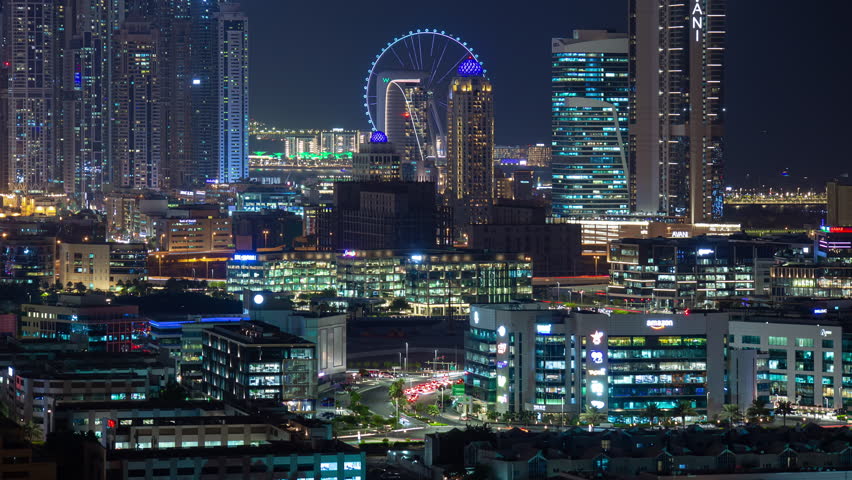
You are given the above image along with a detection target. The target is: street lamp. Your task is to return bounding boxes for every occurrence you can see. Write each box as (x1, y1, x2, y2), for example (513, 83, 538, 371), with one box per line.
(593, 255, 600, 276)
(262, 229, 270, 248)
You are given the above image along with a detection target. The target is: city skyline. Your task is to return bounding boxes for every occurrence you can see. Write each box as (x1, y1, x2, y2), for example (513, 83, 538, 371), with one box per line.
(241, 0, 852, 185)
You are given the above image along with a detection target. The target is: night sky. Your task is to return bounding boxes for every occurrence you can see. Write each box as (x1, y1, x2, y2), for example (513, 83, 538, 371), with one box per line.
(241, 1, 852, 187)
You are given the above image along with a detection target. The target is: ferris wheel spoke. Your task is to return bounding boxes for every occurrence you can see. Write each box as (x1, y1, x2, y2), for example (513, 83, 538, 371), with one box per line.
(427, 39, 452, 87)
(389, 45, 406, 68)
(433, 51, 470, 88)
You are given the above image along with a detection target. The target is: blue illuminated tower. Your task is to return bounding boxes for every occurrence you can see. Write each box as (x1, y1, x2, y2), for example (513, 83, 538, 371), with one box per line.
(551, 30, 629, 218)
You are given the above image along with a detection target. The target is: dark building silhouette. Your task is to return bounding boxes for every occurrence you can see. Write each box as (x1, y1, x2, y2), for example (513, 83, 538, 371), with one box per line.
(322, 181, 439, 251)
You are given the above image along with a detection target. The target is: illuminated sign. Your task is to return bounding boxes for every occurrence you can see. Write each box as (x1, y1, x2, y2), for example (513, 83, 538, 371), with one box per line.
(192, 78, 201, 85)
(692, 0, 704, 42)
(533, 404, 546, 411)
(821, 329, 833, 337)
(473, 311, 480, 324)
(697, 248, 714, 256)
(497, 395, 507, 404)
(646, 319, 674, 330)
(589, 351, 604, 364)
(7, 367, 12, 377)
(496, 361, 508, 369)
(590, 380, 604, 396)
(590, 331, 604, 345)
(497, 375, 506, 387)
(234, 253, 257, 261)
(497, 326, 506, 337)
(821, 226, 852, 233)
(410, 254, 423, 262)
(588, 368, 607, 376)
(671, 231, 689, 238)
(813, 308, 828, 315)
(536, 324, 552, 335)
(591, 400, 605, 409)
(253, 294, 265, 305)
(342, 250, 356, 257)
(497, 343, 507, 354)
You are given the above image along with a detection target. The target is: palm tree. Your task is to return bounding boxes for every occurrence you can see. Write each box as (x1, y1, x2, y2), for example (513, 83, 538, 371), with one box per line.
(670, 400, 697, 428)
(580, 406, 607, 431)
(387, 379, 406, 423)
(643, 403, 663, 426)
(719, 404, 743, 429)
(774, 400, 795, 426)
(746, 399, 770, 424)
(21, 421, 42, 442)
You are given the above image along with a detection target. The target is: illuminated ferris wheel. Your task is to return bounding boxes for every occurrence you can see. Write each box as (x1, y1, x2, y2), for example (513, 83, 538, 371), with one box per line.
(363, 29, 484, 147)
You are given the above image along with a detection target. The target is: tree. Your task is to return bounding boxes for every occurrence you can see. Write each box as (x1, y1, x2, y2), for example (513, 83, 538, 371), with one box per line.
(389, 298, 410, 312)
(21, 421, 43, 442)
(670, 400, 696, 428)
(643, 403, 663, 426)
(349, 390, 362, 408)
(774, 400, 795, 426)
(73, 282, 87, 293)
(486, 406, 499, 422)
(158, 380, 187, 402)
(746, 399, 770, 424)
(579, 406, 606, 429)
(426, 404, 440, 416)
(719, 404, 743, 429)
(470, 402, 483, 418)
(388, 379, 406, 422)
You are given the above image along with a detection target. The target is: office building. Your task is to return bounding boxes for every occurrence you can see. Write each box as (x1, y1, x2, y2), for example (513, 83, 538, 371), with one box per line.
(0, 218, 59, 286)
(227, 251, 337, 299)
(162, 216, 233, 252)
(551, 31, 629, 217)
(328, 181, 438, 251)
(215, 3, 249, 183)
(4, 0, 60, 192)
(105, 441, 364, 480)
(112, 20, 163, 190)
(58, 242, 147, 291)
(202, 321, 317, 414)
(466, 305, 727, 421)
(2, 352, 174, 427)
(446, 58, 494, 230)
(729, 317, 842, 409)
(20, 294, 144, 352)
(248, 297, 347, 378)
(404, 251, 532, 316)
(227, 249, 533, 314)
(351, 131, 401, 182)
(827, 181, 852, 227)
(630, 0, 726, 222)
(607, 235, 802, 308)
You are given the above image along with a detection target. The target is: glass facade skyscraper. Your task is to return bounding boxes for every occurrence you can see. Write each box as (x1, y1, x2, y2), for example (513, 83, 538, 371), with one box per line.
(629, 0, 726, 222)
(551, 31, 629, 218)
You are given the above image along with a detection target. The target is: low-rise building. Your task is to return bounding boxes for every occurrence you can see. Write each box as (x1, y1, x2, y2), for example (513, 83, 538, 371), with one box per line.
(58, 242, 147, 291)
(608, 235, 805, 309)
(105, 441, 365, 480)
(2, 352, 174, 430)
(202, 322, 317, 414)
(20, 294, 144, 352)
(466, 304, 727, 422)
